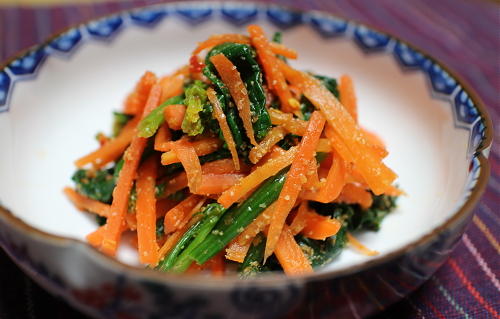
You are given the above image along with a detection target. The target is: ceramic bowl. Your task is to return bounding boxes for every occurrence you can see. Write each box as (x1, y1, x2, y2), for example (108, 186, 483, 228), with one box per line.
(0, 2, 492, 318)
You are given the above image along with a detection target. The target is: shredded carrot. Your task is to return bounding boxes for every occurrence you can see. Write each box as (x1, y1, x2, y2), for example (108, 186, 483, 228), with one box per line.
(264, 111, 326, 261)
(96, 83, 162, 256)
(195, 174, 245, 195)
(249, 126, 286, 164)
(123, 71, 158, 115)
(218, 146, 299, 208)
(302, 159, 321, 191)
(314, 152, 347, 203)
(207, 87, 240, 170)
(236, 202, 276, 246)
(289, 201, 310, 235)
(135, 156, 160, 265)
(154, 123, 172, 152)
(170, 140, 202, 193)
(257, 145, 286, 166)
(268, 108, 307, 136)
(362, 127, 388, 158)
(158, 228, 184, 260)
(75, 117, 140, 169)
(210, 53, 257, 146)
(316, 138, 331, 153)
(209, 252, 226, 276)
(274, 225, 313, 275)
(156, 198, 178, 218)
(248, 25, 296, 112)
(160, 137, 222, 165)
(64, 187, 110, 217)
(280, 61, 397, 195)
(177, 197, 207, 230)
(337, 183, 373, 210)
(192, 33, 297, 59)
(163, 195, 202, 234)
(339, 75, 358, 121)
(164, 104, 186, 131)
(159, 66, 188, 103)
(347, 232, 379, 256)
(226, 240, 252, 263)
(300, 212, 341, 241)
(87, 226, 105, 248)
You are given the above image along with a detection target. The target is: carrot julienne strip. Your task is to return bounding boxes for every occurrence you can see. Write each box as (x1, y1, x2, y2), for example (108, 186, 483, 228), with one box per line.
(74, 117, 140, 169)
(97, 83, 162, 256)
(217, 146, 299, 208)
(247, 25, 296, 112)
(280, 61, 397, 195)
(347, 232, 379, 256)
(264, 111, 326, 261)
(170, 139, 203, 193)
(206, 87, 240, 170)
(163, 104, 186, 131)
(314, 152, 347, 203)
(274, 225, 313, 275)
(249, 126, 287, 164)
(339, 75, 358, 121)
(64, 187, 110, 217)
(160, 137, 222, 165)
(194, 174, 245, 195)
(154, 123, 172, 152)
(210, 53, 257, 146)
(135, 156, 160, 265)
(123, 71, 158, 115)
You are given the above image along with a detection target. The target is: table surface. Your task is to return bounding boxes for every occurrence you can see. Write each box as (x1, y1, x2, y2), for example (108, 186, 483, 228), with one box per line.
(0, 0, 499, 318)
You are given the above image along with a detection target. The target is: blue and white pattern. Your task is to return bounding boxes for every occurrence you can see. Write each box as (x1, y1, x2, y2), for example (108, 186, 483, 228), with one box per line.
(0, 2, 487, 208)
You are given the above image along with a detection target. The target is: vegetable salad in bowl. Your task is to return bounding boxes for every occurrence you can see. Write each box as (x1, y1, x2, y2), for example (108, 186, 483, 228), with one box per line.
(65, 25, 402, 276)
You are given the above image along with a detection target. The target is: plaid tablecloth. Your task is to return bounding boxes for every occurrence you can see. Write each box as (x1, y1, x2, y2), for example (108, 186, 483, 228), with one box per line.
(0, 0, 498, 318)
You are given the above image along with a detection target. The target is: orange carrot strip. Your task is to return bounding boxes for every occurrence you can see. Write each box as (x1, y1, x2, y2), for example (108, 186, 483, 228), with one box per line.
(316, 138, 332, 153)
(160, 137, 222, 165)
(337, 183, 373, 210)
(257, 145, 286, 166)
(281, 62, 397, 195)
(64, 187, 110, 217)
(177, 197, 207, 230)
(98, 83, 162, 256)
(300, 212, 341, 241)
(236, 202, 276, 246)
(384, 185, 405, 196)
(135, 156, 160, 265)
(159, 66, 189, 103)
(156, 198, 179, 218)
(195, 174, 245, 195)
(74, 117, 140, 169)
(192, 33, 297, 59)
(163, 195, 202, 234)
(158, 229, 184, 260)
(249, 126, 287, 164)
(164, 104, 186, 131)
(303, 158, 321, 191)
(289, 201, 310, 235)
(218, 147, 299, 208)
(225, 240, 252, 263)
(248, 25, 296, 112)
(154, 123, 172, 152)
(210, 53, 257, 146)
(268, 108, 307, 136)
(96, 132, 109, 146)
(170, 140, 202, 193)
(347, 232, 379, 256)
(274, 225, 313, 275)
(362, 127, 388, 158)
(265, 111, 326, 261)
(123, 71, 158, 115)
(339, 75, 358, 121)
(314, 153, 347, 203)
(207, 88, 240, 170)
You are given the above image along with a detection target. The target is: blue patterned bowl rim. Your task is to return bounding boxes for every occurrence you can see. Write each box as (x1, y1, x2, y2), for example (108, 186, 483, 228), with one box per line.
(0, 1, 492, 286)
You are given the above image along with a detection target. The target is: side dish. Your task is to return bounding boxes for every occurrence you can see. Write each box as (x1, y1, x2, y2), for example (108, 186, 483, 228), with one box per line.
(65, 25, 401, 276)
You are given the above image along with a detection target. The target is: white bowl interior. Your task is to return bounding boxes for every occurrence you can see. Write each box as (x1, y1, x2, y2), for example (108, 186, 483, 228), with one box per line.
(0, 17, 470, 272)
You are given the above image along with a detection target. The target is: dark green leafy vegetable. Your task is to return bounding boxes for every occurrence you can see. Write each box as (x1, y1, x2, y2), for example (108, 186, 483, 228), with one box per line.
(189, 168, 288, 265)
(112, 112, 132, 137)
(171, 204, 228, 272)
(181, 81, 209, 136)
(137, 95, 184, 138)
(296, 226, 348, 267)
(95, 215, 107, 226)
(156, 203, 226, 272)
(204, 42, 271, 144)
(349, 194, 397, 231)
(156, 218, 165, 240)
(72, 169, 116, 204)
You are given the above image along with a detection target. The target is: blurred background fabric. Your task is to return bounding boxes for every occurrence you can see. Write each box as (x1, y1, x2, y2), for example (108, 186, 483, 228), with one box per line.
(0, 0, 499, 318)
